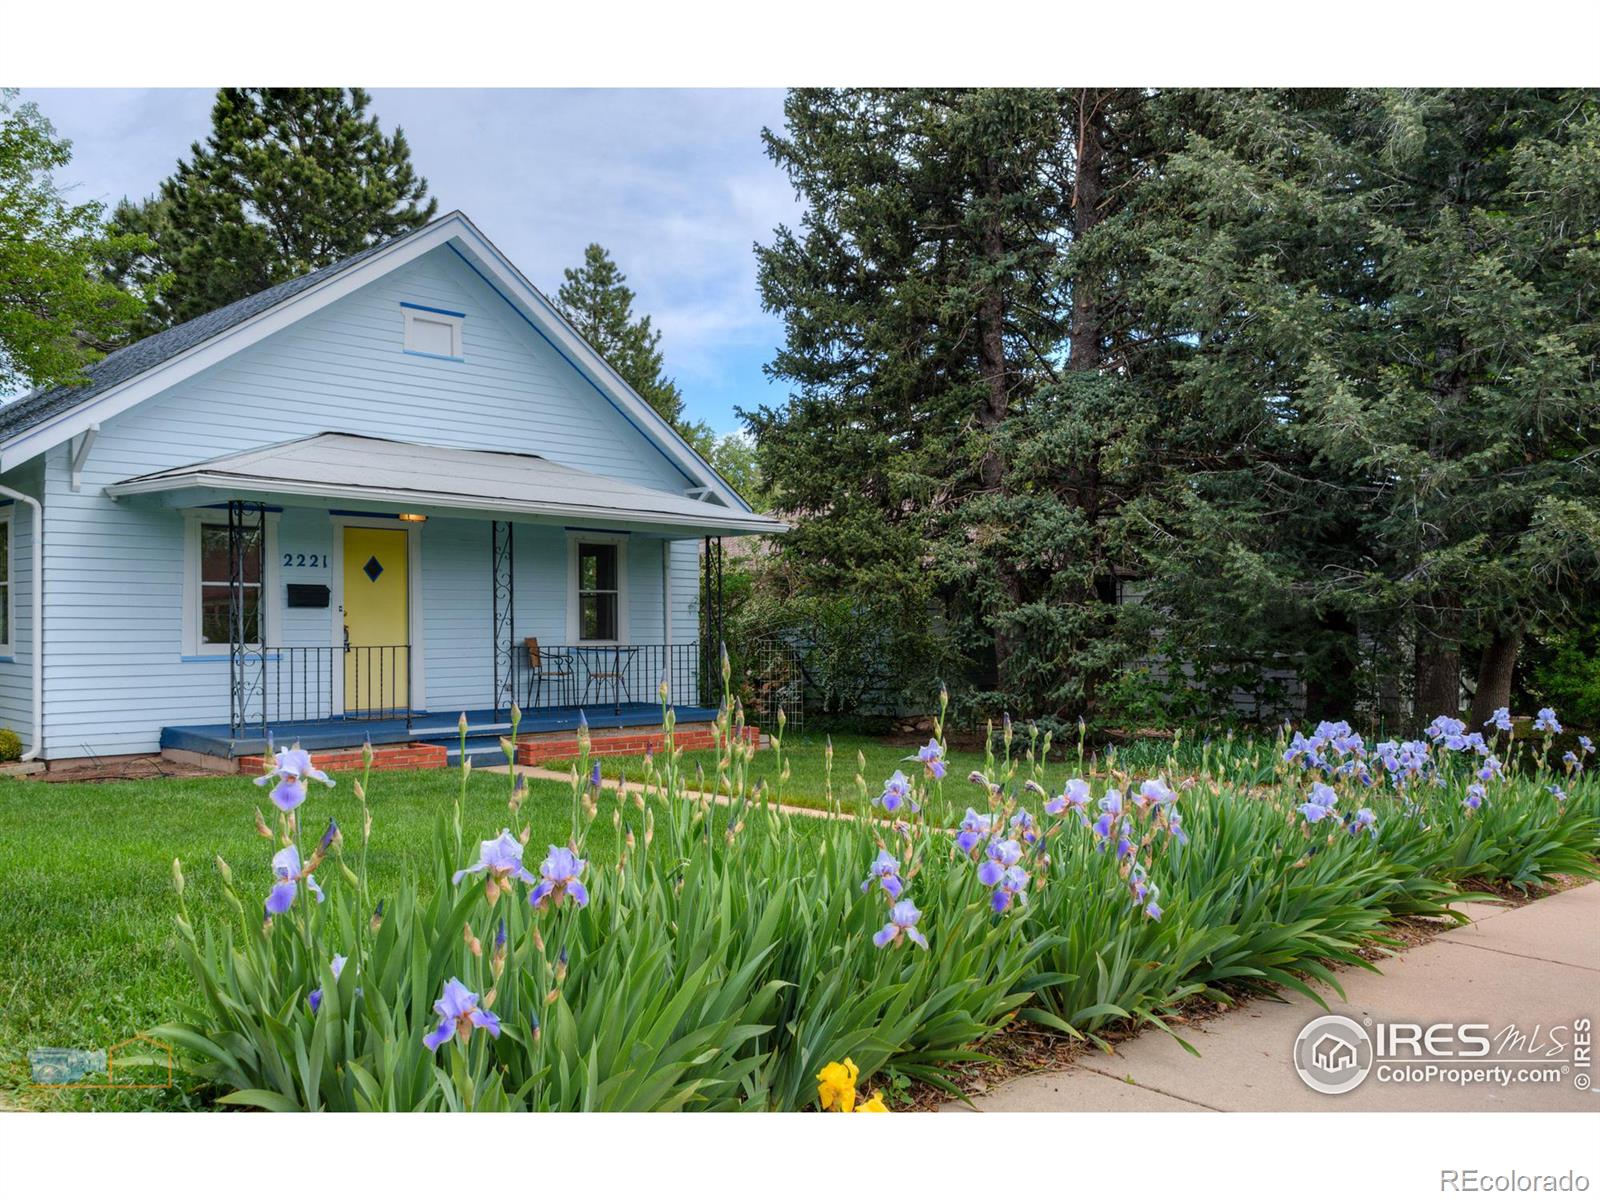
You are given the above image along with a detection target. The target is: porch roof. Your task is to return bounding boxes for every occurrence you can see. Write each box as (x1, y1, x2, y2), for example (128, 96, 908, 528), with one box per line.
(104, 433, 787, 537)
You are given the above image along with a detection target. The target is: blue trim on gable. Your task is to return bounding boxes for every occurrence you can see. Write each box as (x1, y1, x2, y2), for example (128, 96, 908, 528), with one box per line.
(400, 301, 468, 318)
(444, 243, 698, 490)
(565, 526, 635, 536)
(198, 502, 284, 513)
(402, 349, 466, 363)
(329, 509, 400, 518)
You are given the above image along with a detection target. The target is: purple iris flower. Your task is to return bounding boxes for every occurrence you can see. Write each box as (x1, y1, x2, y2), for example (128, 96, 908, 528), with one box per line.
(1144, 897, 1163, 920)
(1283, 731, 1327, 771)
(1562, 750, 1580, 772)
(873, 899, 929, 949)
(1091, 811, 1115, 842)
(1297, 782, 1339, 825)
(422, 977, 502, 1051)
(1115, 822, 1134, 860)
(877, 770, 912, 813)
(1533, 708, 1562, 735)
(265, 845, 323, 915)
(1046, 778, 1092, 817)
(1463, 783, 1486, 811)
(1478, 756, 1503, 782)
(1548, 784, 1567, 801)
(1010, 808, 1038, 844)
(454, 829, 537, 892)
(1166, 807, 1189, 846)
(1484, 707, 1512, 732)
(861, 849, 904, 900)
(1348, 807, 1378, 840)
(1426, 715, 1466, 744)
(1138, 779, 1175, 809)
(1580, 736, 1595, 755)
(955, 808, 994, 854)
(1099, 788, 1123, 816)
(913, 739, 946, 780)
(254, 746, 335, 813)
(990, 865, 1028, 913)
(977, 838, 1023, 886)
(529, 846, 588, 910)
(307, 953, 347, 1013)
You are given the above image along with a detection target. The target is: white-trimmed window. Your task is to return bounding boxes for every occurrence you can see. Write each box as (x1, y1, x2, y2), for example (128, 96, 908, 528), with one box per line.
(402, 303, 464, 360)
(183, 512, 278, 655)
(0, 508, 12, 655)
(567, 535, 628, 643)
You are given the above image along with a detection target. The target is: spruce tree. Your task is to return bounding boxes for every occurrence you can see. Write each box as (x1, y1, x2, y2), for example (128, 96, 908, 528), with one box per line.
(1099, 88, 1600, 728)
(555, 243, 684, 427)
(114, 88, 437, 327)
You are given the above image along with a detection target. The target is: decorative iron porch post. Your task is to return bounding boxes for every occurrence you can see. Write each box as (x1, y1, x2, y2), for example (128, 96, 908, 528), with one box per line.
(700, 535, 724, 706)
(227, 499, 267, 739)
(491, 519, 516, 719)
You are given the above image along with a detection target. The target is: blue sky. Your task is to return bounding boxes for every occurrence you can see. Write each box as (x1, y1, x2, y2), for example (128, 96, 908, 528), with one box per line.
(24, 88, 801, 435)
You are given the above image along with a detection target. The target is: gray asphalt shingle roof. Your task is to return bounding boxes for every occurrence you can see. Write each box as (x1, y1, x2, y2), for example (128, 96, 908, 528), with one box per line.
(0, 234, 400, 443)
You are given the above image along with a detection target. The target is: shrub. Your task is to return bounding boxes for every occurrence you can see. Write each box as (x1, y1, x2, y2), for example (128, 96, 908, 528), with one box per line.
(0, 727, 22, 762)
(156, 699, 1597, 1111)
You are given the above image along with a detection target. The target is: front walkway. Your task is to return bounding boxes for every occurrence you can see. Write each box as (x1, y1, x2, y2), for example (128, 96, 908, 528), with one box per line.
(946, 882, 1599, 1112)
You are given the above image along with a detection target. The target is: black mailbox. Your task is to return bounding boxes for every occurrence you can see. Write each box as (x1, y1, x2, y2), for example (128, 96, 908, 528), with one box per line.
(287, 584, 331, 608)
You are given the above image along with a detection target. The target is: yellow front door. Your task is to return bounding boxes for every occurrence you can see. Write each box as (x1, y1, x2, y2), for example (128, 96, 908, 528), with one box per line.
(342, 527, 410, 715)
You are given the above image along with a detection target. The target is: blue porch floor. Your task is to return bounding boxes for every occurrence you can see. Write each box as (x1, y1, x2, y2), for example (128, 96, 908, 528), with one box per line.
(161, 703, 717, 761)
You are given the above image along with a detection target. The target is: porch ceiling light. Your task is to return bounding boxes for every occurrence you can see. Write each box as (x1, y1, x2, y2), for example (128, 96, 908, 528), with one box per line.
(397, 513, 428, 523)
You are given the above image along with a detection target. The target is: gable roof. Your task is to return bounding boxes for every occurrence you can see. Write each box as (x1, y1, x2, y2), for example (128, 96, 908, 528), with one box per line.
(0, 212, 755, 513)
(104, 433, 786, 536)
(0, 236, 396, 442)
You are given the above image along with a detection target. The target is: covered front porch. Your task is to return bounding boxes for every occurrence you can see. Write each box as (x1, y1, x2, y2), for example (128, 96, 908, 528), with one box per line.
(102, 434, 778, 762)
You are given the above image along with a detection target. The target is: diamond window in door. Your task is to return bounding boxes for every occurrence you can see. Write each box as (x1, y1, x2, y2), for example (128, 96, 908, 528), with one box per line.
(363, 555, 384, 582)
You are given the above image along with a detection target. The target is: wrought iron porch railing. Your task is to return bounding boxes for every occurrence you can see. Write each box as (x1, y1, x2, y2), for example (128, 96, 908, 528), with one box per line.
(501, 642, 705, 716)
(230, 644, 412, 736)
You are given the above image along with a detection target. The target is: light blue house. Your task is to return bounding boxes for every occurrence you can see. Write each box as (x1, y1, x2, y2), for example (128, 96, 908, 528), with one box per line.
(0, 212, 783, 767)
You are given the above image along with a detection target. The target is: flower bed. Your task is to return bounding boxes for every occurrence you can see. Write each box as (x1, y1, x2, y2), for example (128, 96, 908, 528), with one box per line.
(157, 698, 1599, 1111)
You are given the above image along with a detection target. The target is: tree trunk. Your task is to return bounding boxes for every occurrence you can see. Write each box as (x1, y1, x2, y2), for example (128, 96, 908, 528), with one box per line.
(975, 158, 1020, 690)
(1067, 88, 1106, 371)
(1412, 603, 1463, 728)
(1467, 628, 1522, 730)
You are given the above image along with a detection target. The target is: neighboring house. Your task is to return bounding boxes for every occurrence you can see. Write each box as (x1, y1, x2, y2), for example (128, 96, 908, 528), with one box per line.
(0, 212, 785, 768)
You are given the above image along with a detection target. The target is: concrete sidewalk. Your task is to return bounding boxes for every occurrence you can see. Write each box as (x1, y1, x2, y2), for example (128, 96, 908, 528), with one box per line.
(946, 882, 1600, 1112)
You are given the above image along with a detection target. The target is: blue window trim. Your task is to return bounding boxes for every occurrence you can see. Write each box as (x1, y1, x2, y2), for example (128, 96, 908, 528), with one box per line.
(402, 349, 466, 363)
(400, 301, 467, 319)
(0, 655, 13, 664)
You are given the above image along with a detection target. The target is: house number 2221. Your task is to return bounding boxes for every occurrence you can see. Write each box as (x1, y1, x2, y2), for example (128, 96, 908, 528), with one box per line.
(283, 553, 328, 568)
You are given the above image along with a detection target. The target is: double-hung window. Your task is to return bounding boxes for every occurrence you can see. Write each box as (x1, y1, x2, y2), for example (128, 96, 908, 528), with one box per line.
(186, 516, 268, 654)
(0, 510, 12, 654)
(577, 542, 620, 642)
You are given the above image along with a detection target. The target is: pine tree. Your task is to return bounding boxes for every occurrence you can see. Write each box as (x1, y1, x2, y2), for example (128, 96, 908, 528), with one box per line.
(114, 88, 437, 327)
(555, 243, 684, 427)
(0, 91, 151, 392)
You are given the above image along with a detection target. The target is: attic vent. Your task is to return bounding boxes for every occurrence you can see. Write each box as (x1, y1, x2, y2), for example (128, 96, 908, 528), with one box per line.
(401, 302, 464, 360)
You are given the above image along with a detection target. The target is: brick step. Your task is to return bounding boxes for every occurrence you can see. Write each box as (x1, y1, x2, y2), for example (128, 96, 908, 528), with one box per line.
(237, 741, 447, 775)
(515, 725, 760, 767)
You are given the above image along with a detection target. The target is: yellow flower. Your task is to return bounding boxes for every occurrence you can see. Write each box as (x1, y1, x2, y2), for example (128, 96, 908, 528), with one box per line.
(857, 1090, 889, 1113)
(816, 1058, 859, 1112)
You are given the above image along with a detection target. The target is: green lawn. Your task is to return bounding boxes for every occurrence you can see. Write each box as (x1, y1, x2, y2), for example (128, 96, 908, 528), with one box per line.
(532, 728, 1259, 810)
(0, 766, 623, 1110)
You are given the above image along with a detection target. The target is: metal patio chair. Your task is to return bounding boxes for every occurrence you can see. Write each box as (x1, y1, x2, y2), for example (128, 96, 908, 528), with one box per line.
(578, 644, 639, 713)
(524, 637, 574, 709)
